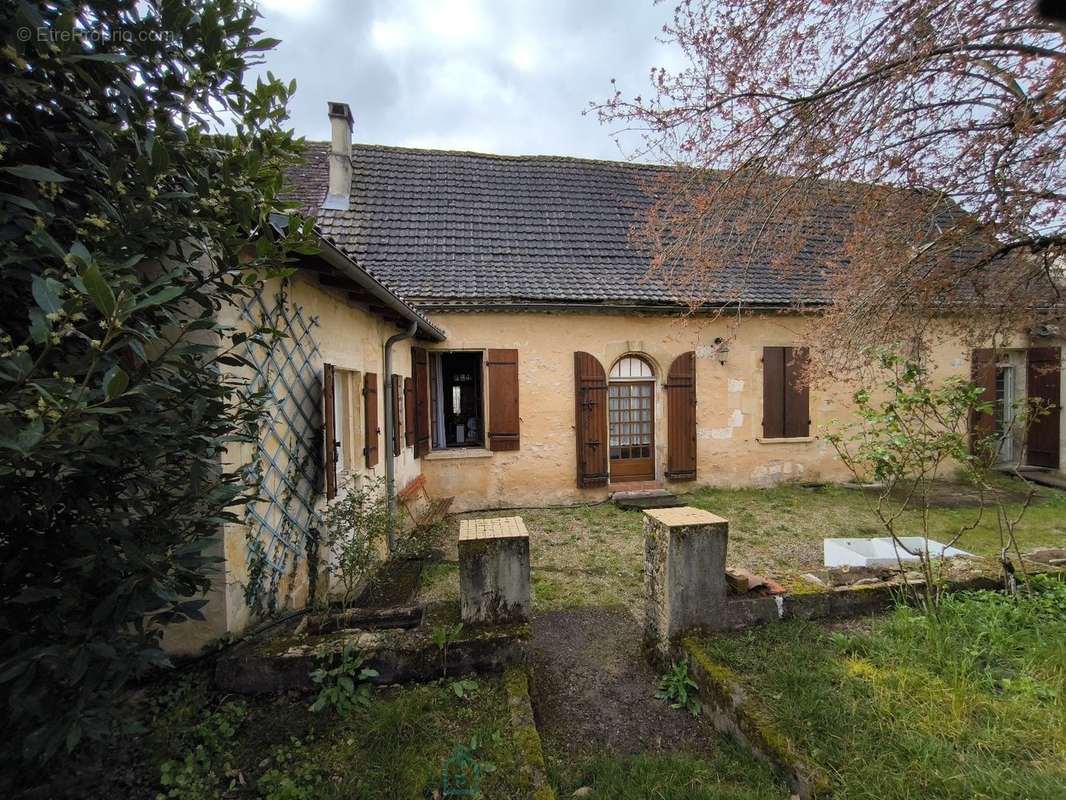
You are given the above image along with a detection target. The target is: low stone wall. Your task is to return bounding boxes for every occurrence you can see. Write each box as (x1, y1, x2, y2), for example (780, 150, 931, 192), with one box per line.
(216, 603, 530, 694)
(683, 635, 831, 799)
(503, 667, 556, 800)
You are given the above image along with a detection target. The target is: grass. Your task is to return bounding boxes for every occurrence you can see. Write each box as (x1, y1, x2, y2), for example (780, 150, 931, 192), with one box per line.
(686, 477, 1066, 577)
(690, 575, 1066, 799)
(46, 669, 528, 800)
(547, 742, 784, 800)
(425, 479, 1066, 613)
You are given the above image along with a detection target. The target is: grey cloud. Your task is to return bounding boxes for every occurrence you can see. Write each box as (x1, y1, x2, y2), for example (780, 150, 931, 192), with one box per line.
(251, 0, 674, 160)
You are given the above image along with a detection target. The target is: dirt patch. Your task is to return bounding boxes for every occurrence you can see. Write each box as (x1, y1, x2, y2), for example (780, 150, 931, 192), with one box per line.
(529, 606, 714, 757)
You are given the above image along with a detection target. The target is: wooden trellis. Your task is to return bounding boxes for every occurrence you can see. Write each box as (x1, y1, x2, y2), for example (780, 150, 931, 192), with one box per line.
(239, 287, 322, 612)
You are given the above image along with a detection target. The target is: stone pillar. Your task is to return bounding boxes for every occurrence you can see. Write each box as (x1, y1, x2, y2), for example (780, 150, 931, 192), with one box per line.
(643, 506, 729, 655)
(458, 517, 531, 624)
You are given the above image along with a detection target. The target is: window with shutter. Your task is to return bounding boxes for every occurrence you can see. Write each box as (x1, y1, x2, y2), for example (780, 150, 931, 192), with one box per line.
(323, 362, 337, 499)
(574, 352, 609, 487)
(970, 349, 997, 458)
(486, 349, 520, 451)
(404, 376, 415, 447)
(665, 351, 696, 479)
(363, 372, 379, 468)
(412, 347, 430, 457)
(391, 373, 402, 457)
(762, 346, 810, 439)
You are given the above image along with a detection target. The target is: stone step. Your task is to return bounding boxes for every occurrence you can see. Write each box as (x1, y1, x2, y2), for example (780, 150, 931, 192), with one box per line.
(612, 489, 684, 510)
(1016, 468, 1066, 491)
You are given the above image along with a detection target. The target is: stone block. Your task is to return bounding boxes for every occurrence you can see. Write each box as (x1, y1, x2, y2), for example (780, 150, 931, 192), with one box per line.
(643, 506, 729, 653)
(458, 516, 531, 624)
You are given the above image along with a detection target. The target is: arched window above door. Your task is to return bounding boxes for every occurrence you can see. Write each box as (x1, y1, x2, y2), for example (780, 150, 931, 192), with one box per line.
(609, 355, 655, 381)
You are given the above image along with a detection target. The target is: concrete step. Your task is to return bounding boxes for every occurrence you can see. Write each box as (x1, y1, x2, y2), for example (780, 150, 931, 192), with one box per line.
(1016, 468, 1066, 491)
(612, 489, 684, 511)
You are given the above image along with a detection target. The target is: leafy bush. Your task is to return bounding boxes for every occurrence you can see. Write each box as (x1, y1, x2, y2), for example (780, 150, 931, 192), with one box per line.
(309, 643, 378, 715)
(157, 701, 247, 800)
(0, 0, 314, 769)
(394, 517, 449, 561)
(320, 476, 391, 608)
(256, 736, 323, 800)
(656, 660, 701, 717)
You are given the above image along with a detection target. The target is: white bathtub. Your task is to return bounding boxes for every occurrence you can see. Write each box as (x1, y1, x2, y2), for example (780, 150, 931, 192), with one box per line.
(823, 537, 972, 569)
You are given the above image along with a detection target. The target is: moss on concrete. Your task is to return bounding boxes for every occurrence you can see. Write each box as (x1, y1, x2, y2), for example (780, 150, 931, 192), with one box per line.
(503, 666, 556, 800)
(682, 636, 832, 799)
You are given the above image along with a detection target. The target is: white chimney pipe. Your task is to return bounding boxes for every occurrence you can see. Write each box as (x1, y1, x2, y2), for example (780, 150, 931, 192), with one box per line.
(323, 101, 353, 210)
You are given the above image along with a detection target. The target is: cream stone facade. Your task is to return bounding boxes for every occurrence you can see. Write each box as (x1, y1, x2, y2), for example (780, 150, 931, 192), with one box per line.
(163, 271, 437, 654)
(418, 310, 984, 512)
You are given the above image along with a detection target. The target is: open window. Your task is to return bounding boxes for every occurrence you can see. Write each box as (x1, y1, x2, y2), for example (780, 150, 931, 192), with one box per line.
(429, 351, 485, 449)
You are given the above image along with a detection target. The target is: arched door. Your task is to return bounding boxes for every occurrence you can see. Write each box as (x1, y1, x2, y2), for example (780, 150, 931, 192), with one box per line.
(608, 355, 655, 482)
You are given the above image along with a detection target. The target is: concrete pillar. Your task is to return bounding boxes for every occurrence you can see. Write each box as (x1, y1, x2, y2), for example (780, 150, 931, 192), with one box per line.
(458, 517, 531, 624)
(643, 506, 729, 654)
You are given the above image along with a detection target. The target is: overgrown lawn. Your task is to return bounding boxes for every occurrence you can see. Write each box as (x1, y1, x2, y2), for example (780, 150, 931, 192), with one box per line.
(691, 575, 1066, 799)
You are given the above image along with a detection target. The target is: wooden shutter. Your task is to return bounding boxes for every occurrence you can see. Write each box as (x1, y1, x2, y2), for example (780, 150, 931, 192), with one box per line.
(391, 373, 402, 457)
(762, 347, 785, 439)
(970, 348, 997, 457)
(1026, 347, 1061, 469)
(784, 346, 810, 438)
(487, 349, 520, 451)
(363, 372, 379, 468)
(574, 352, 609, 488)
(665, 351, 697, 480)
(412, 346, 430, 457)
(323, 362, 337, 500)
(404, 377, 415, 447)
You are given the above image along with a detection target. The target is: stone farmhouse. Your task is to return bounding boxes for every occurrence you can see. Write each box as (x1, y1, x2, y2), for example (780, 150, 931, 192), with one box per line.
(166, 102, 1064, 652)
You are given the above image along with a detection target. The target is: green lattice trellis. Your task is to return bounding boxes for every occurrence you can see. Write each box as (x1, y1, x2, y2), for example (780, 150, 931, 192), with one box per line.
(240, 286, 323, 614)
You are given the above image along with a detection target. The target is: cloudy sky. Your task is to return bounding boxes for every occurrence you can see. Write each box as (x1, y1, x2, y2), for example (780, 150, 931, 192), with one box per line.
(253, 0, 681, 160)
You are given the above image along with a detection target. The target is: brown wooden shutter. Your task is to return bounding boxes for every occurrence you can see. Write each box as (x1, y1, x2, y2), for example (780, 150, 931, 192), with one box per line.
(486, 349, 520, 451)
(363, 372, 379, 468)
(412, 346, 430, 458)
(970, 348, 997, 457)
(762, 347, 785, 439)
(1026, 347, 1061, 469)
(784, 346, 810, 438)
(391, 373, 402, 457)
(404, 377, 415, 447)
(574, 352, 609, 488)
(665, 351, 697, 480)
(323, 362, 337, 500)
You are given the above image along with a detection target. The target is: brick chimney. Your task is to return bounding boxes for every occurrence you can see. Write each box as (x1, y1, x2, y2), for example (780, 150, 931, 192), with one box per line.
(323, 101, 353, 210)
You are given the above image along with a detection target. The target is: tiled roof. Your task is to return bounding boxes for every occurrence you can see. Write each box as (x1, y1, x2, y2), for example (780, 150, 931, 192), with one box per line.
(281, 142, 919, 308)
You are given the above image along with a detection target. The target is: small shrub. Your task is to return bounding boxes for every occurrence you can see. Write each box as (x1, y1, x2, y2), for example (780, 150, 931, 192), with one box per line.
(256, 736, 322, 800)
(449, 677, 479, 700)
(433, 622, 464, 678)
(321, 476, 391, 608)
(395, 518, 449, 560)
(309, 644, 378, 715)
(157, 701, 247, 800)
(656, 660, 701, 717)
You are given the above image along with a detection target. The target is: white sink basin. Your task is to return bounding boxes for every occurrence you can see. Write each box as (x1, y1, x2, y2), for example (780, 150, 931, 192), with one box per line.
(823, 537, 972, 568)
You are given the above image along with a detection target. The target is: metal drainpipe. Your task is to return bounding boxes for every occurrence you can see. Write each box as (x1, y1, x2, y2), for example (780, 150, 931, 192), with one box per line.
(383, 320, 418, 553)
